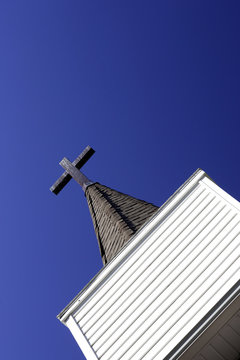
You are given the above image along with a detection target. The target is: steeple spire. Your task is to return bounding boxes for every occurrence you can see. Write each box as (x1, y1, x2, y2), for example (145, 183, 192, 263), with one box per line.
(85, 183, 158, 265)
(51, 146, 158, 265)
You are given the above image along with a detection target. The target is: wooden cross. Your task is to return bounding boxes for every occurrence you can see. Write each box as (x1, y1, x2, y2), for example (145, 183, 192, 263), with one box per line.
(50, 145, 95, 195)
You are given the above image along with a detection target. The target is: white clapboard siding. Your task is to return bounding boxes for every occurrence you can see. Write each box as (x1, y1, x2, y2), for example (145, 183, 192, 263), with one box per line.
(92, 212, 237, 354)
(83, 191, 217, 336)
(60, 170, 240, 360)
(77, 185, 208, 327)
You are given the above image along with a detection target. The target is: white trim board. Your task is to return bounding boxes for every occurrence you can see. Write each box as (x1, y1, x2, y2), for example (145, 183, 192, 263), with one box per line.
(66, 316, 98, 360)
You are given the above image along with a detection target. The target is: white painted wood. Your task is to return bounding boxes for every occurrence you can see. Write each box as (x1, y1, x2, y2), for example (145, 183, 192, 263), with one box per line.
(58, 170, 240, 360)
(142, 260, 240, 360)
(201, 177, 240, 212)
(91, 205, 234, 349)
(94, 213, 239, 357)
(77, 185, 208, 327)
(66, 316, 98, 360)
(100, 248, 239, 360)
(83, 191, 217, 336)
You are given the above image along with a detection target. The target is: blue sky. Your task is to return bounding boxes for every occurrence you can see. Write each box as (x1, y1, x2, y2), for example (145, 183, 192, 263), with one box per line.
(0, 1, 240, 359)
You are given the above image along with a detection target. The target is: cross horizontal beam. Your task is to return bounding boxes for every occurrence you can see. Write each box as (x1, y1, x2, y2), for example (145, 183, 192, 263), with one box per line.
(50, 146, 95, 195)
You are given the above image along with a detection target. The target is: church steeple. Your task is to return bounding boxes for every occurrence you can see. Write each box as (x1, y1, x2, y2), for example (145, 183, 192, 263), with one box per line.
(86, 183, 158, 265)
(50, 146, 158, 265)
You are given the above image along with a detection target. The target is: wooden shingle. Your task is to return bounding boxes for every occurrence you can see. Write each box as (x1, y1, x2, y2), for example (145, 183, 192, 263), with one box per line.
(85, 183, 158, 265)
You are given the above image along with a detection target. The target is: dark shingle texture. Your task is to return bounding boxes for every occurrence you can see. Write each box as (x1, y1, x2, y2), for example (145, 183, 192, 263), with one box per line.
(85, 183, 158, 265)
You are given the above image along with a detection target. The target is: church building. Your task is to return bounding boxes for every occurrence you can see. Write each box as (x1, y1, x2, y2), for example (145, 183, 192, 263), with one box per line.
(51, 146, 240, 360)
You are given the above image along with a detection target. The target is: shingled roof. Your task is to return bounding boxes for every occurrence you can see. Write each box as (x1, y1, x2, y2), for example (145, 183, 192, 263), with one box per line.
(85, 183, 158, 265)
